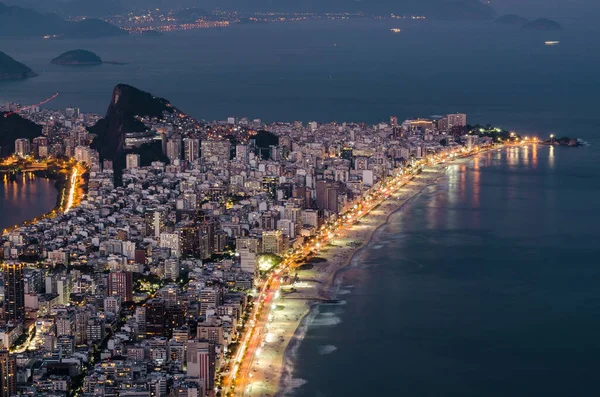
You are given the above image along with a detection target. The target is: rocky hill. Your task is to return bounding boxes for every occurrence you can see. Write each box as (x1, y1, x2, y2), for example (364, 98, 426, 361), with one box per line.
(523, 18, 563, 31)
(51, 49, 102, 65)
(0, 52, 37, 80)
(89, 84, 174, 179)
(0, 112, 42, 157)
(0, 2, 127, 38)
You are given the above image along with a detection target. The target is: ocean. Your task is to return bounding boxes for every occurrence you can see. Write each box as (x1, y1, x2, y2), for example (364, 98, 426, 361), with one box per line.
(1, 17, 599, 396)
(289, 142, 600, 397)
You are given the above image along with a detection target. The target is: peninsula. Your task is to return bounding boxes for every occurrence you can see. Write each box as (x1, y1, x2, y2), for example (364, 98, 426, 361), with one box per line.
(51, 49, 102, 66)
(523, 18, 563, 31)
(0, 52, 37, 80)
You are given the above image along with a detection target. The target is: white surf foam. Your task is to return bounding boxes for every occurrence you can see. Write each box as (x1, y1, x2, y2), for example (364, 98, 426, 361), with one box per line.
(318, 345, 338, 355)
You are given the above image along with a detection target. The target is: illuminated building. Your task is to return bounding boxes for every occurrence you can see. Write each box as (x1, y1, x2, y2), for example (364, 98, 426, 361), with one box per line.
(126, 153, 140, 169)
(0, 350, 16, 397)
(186, 340, 216, 392)
(146, 299, 166, 338)
(108, 271, 133, 302)
(2, 262, 24, 323)
(183, 137, 199, 163)
(447, 113, 467, 129)
(261, 230, 284, 255)
(14, 139, 30, 158)
(166, 136, 182, 162)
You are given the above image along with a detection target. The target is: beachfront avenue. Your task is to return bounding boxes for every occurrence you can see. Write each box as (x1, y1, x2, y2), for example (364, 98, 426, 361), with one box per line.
(219, 142, 500, 397)
(1, 103, 536, 397)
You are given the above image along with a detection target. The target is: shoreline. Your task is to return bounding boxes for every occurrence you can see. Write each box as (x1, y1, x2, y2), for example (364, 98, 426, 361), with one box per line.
(263, 152, 490, 397)
(0, 174, 59, 232)
(230, 158, 478, 397)
(0, 161, 85, 235)
(275, 166, 451, 396)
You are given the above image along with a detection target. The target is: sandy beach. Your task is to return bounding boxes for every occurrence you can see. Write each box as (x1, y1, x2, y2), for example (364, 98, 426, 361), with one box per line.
(235, 162, 458, 397)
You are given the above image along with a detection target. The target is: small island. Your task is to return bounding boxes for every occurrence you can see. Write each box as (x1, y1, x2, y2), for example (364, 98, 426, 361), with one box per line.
(0, 52, 37, 80)
(523, 18, 563, 31)
(51, 50, 103, 66)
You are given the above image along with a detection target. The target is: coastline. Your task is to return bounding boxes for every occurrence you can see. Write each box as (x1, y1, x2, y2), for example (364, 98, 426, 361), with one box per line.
(264, 152, 490, 397)
(0, 173, 62, 235)
(0, 161, 85, 235)
(277, 166, 450, 396)
(234, 160, 471, 397)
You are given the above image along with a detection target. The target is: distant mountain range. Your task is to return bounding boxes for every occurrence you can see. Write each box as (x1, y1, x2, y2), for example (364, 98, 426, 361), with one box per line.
(0, 2, 128, 38)
(495, 15, 563, 30)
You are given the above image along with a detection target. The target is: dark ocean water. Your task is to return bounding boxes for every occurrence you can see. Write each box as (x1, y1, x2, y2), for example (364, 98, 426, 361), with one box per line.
(0, 175, 57, 231)
(289, 143, 600, 397)
(1, 18, 599, 396)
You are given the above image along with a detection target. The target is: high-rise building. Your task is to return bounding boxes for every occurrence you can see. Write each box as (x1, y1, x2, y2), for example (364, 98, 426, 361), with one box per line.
(74, 146, 93, 164)
(126, 153, 140, 169)
(14, 139, 30, 158)
(239, 248, 256, 275)
(160, 233, 181, 258)
(135, 306, 147, 340)
(179, 225, 199, 258)
(55, 310, 75, 336)
(2, 262, 24, 323)
(31, 137, 49, 158)
(146, 299, 165, 338)
(390, 116, 398, 127)
(186, 340, 216, 392)
(183, 137, 199, 163)
(0, 350, 16, 397)
(145, 210, 167, 238)
(261, 230, 284, 255)
(108, 271, 133, 302)
(201, 140, 231, 162)
(166, 136, 182, 163)
(316, 180, 340, 214)
(447, 113, 467, 129)
(199, 288, 221, 316)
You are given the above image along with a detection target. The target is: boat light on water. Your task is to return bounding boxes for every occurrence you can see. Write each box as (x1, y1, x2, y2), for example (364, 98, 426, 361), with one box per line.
(390, 28, 402, 33)
(545, 41, 560, 46)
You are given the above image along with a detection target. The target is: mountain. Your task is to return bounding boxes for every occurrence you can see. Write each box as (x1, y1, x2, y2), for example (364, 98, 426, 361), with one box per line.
(523, 18, 563, 31)
(64, 18, 128, 38)
(56, 0, 127, 18)
(495, 14, 529, 26)
(0, 2, 127, 38)
(0, 52, 37, 80)
(51, 49, 103, 65)
(89, 84, 175, 179)
(0, 0, 127, 17)
(0, 113, 42, 157)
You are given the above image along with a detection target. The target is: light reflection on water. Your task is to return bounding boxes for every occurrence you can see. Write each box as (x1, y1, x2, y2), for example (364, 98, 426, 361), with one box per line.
(0, 175, 57, 231)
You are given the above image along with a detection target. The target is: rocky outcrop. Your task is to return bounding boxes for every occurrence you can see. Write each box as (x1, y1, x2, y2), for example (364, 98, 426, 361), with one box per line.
(0, 51, 37, 80)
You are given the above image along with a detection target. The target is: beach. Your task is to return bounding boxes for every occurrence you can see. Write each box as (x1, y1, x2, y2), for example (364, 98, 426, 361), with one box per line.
(234, 162, 458, 397)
